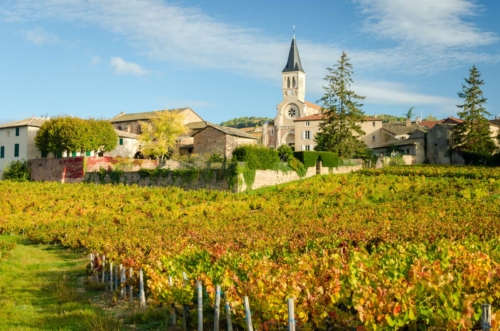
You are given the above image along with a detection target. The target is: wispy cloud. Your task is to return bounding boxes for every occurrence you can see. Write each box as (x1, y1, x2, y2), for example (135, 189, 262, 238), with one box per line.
(110, 57, 150, 76)
(354, 0, 498, 48)
(91, 55, 101, 65)
(2, 0, 498, 111)
(21, 26, 59, 45)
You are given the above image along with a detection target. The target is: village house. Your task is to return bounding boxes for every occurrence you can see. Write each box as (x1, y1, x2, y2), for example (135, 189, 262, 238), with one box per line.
(191, 123, 257, 158)
(0, 117, 46, 178)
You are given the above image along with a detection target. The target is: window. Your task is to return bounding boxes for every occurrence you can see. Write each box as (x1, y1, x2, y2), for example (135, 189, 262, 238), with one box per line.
(14, 144, 19, 157)
(372, 135, 376, 141)
(372, 122, 376, 127)
(0, 146, 4, 158)
(119, 138, 124, 145)
(137, 125, 142, 134)
(271, 129, 274, 136)
(292, 77, 296, 88)
(117, 126, 122, 130)
(287, 77, 290, 88)
(15, 128, 19, 136)
(303, 130, 311, 140)
(303, 145, 311, 151)
(305, 121, 310, 126)
(6, 131, 10, 137)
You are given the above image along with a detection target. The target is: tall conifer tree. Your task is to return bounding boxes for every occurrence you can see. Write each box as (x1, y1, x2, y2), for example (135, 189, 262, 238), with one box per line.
(314, 52, 366, 157)
(453, 65, 496, 155)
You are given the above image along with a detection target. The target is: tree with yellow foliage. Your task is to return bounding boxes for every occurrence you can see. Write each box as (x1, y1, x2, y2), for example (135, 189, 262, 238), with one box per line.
(138, 110, 189, 159)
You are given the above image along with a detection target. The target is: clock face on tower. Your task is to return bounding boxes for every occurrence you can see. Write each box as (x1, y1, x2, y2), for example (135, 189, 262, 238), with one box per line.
(287, 90, 293, 96)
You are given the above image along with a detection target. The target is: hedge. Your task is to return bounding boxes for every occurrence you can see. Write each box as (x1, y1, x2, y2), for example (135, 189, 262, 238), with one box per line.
(293, 151, 339, 168)
(232, 145, 280, 170)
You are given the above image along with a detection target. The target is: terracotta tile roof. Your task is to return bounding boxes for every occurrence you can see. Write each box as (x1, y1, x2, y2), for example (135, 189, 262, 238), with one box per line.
(419, 120, 444, 129)
(109, 108, 196, 123)
(295, 114, 383, 122)
(304, 101, 322, 111)
(442, 117, 464, 124)
(0, 116, 47, 129)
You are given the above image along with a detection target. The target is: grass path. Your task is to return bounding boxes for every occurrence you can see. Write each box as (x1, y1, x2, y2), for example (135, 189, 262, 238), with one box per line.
(0, 235, 121, 331)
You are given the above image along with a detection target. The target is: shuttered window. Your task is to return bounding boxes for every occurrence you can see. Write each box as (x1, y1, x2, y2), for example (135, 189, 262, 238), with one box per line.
(119, 138, 124, 145)
(14, 144, 19, 157)
(15, 128, 19, 136)
(0, 146, 4, 158)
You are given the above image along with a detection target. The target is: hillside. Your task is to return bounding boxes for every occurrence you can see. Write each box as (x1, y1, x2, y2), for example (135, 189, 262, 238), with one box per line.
(219, 116, 271, 128)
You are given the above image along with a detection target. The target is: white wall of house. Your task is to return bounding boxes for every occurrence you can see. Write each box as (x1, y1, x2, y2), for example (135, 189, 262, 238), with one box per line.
(0, 126, 43, 178)
(105, 137, 138, 158)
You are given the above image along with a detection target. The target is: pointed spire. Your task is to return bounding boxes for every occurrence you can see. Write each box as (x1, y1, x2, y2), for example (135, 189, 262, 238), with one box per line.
(282, 34, 305, 73)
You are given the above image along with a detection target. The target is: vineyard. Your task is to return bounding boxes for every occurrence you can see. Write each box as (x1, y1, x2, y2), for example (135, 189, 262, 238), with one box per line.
(1, 166, 500, 330)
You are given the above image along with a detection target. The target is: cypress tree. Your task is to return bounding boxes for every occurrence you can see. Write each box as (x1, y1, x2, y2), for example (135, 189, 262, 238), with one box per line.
(453, 65, 496, 155)
(314, 52, 366, 158)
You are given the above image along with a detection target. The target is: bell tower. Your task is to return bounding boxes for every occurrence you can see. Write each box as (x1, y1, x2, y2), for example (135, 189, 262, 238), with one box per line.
(282, 35, 306, 102)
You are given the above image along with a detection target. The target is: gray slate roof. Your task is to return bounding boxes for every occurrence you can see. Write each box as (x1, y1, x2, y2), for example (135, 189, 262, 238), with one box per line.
(192, 123, 257, 140)
(282, 37, 305, 73)
(109, 108, 194, 123)
(382, 122, 420, 135)
(371, 138, 423, 149)
(114, 129, 139, 139)
(0, 117, 47, 129)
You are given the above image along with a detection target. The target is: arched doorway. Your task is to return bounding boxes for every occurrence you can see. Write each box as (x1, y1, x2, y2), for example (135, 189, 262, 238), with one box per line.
(283, 133, 295, 151)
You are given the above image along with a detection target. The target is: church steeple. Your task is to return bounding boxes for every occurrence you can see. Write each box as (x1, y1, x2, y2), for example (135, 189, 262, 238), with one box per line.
(282, 36, 305, 73)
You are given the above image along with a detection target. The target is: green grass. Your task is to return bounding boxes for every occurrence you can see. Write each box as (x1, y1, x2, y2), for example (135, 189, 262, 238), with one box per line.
(0, 235, 122, 331)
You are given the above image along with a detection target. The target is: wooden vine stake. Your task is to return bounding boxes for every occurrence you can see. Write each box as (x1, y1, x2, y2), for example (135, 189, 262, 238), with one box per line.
(114, 265, 118, 291)
(244, 296, 254, 331)
(225, 300, 233, 331)
(120, 264, 125, 299)
(182, 272, 188, 331)
(139, 268, 146, 308)
(169, 276, 176, 325)
(89, 253, 94, 283)
(197, 280, 203, 331)
(288, 298, 296, 331)
(110, 262, 114, 292)
(214, 285, 221, 331)
(129, 268, 133, 304)
(101, 255, 106, 283)
(482, 304, 491, 331)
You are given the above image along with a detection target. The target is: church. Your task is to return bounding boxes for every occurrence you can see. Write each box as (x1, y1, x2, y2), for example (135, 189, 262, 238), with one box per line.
(262, 36, 383, 151)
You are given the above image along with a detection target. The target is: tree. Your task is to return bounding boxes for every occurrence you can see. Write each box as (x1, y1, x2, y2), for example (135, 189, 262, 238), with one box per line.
(423, 115, 438, 121)
(405, 107, 415, 119)
(35, 116, 117, 156)
(314, 52, 367, 158)
(138, 110, 189, 159)
(453, 65, 496, 155)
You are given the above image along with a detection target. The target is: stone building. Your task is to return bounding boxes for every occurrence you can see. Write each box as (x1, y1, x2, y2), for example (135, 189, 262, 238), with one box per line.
(262, 35, 383, 151)
(381, 119, 421, 143)
(0, 117, 47, 178)
(192, 123, 257, 158)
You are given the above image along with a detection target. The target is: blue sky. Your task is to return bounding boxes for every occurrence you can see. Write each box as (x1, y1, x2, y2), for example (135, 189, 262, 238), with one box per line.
(1, 0, 499, 125)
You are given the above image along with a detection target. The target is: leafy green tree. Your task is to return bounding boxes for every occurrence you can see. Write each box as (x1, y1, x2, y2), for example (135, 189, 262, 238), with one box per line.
(277, 144, 294, 162)
(35, 116, 117, 156)
(423, 115, 438, 121)
(453, 65, 496, 155)
(314, 52, 367, 158)
(405, 107, 415, 119)
(139, 110, 189, 159)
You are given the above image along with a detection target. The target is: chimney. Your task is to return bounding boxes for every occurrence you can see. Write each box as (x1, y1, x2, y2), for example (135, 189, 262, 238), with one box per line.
(374, 114, 378, 118)
(405, 118, 411, 127)
(415, 116, 420, 125)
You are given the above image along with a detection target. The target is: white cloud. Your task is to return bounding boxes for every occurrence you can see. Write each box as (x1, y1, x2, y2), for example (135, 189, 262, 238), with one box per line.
(21, 26, 59, 45)
(91, 55, 101, 65)
(110, 57, 150, 76)
(2, 0, 498, 109)
(354, 0, 498, 48)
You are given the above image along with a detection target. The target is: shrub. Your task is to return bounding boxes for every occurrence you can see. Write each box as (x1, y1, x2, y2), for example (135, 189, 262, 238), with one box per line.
(232, 145, 280, 170)
(3, 160, 31, 182)
(277, 145, 294, 162)
(293, 151, 339, 168)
